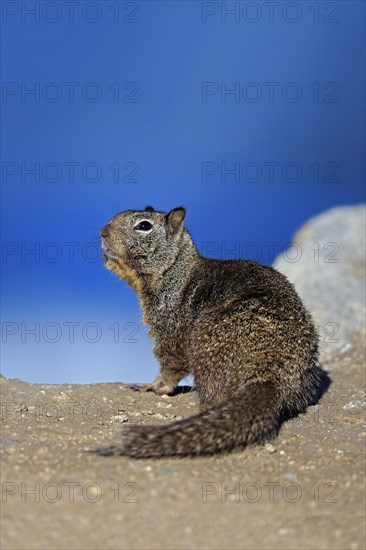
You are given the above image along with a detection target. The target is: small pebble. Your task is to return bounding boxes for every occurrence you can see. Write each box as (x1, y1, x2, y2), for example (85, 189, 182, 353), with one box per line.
(111, 414, 129, 423)
(343, 400, 364, 409)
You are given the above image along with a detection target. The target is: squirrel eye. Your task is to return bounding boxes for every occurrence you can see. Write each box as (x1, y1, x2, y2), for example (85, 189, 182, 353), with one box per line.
(135, 220, 153, 231)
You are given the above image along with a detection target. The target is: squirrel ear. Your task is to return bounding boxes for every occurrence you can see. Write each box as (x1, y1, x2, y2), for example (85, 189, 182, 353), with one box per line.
(144, 206, 155, 212)
(166, 207, 186, 233)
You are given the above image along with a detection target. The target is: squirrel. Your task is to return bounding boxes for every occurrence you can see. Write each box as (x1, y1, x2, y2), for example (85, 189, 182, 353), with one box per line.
(94, 206, 323, 458)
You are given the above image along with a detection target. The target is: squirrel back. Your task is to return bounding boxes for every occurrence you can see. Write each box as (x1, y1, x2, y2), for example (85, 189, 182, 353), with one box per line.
(95, 206, 323, 457)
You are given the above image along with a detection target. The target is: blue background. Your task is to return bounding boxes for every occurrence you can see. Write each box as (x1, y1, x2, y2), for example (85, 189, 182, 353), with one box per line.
(1, 0, 365, 383)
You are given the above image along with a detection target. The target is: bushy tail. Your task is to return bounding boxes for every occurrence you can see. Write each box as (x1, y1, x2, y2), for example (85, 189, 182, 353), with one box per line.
(93, 382, 281, 458)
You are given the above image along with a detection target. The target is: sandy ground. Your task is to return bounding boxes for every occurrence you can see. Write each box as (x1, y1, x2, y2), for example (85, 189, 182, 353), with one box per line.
(1, 335, 365, 550)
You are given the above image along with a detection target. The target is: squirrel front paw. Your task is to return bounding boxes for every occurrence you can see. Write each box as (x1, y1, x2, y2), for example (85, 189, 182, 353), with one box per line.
(129, 378, 175, 395)
(140, 380, 175, 395)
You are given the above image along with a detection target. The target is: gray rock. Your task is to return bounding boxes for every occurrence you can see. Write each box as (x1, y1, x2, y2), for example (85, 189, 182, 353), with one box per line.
(273, 205, 365, 366)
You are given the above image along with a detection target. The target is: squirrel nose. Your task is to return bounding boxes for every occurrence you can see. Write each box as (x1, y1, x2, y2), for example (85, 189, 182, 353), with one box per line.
(100, 224, 111, 238)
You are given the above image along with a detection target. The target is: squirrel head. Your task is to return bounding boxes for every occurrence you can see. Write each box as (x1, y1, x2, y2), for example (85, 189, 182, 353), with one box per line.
(100, 206, 188, 289)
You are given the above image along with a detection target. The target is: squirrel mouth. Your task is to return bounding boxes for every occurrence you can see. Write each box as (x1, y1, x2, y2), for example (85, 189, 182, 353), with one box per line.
(101, 238, 120, 262)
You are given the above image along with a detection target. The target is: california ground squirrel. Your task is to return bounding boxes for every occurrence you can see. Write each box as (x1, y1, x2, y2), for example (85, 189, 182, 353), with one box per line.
(95, 206, 323, 458)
